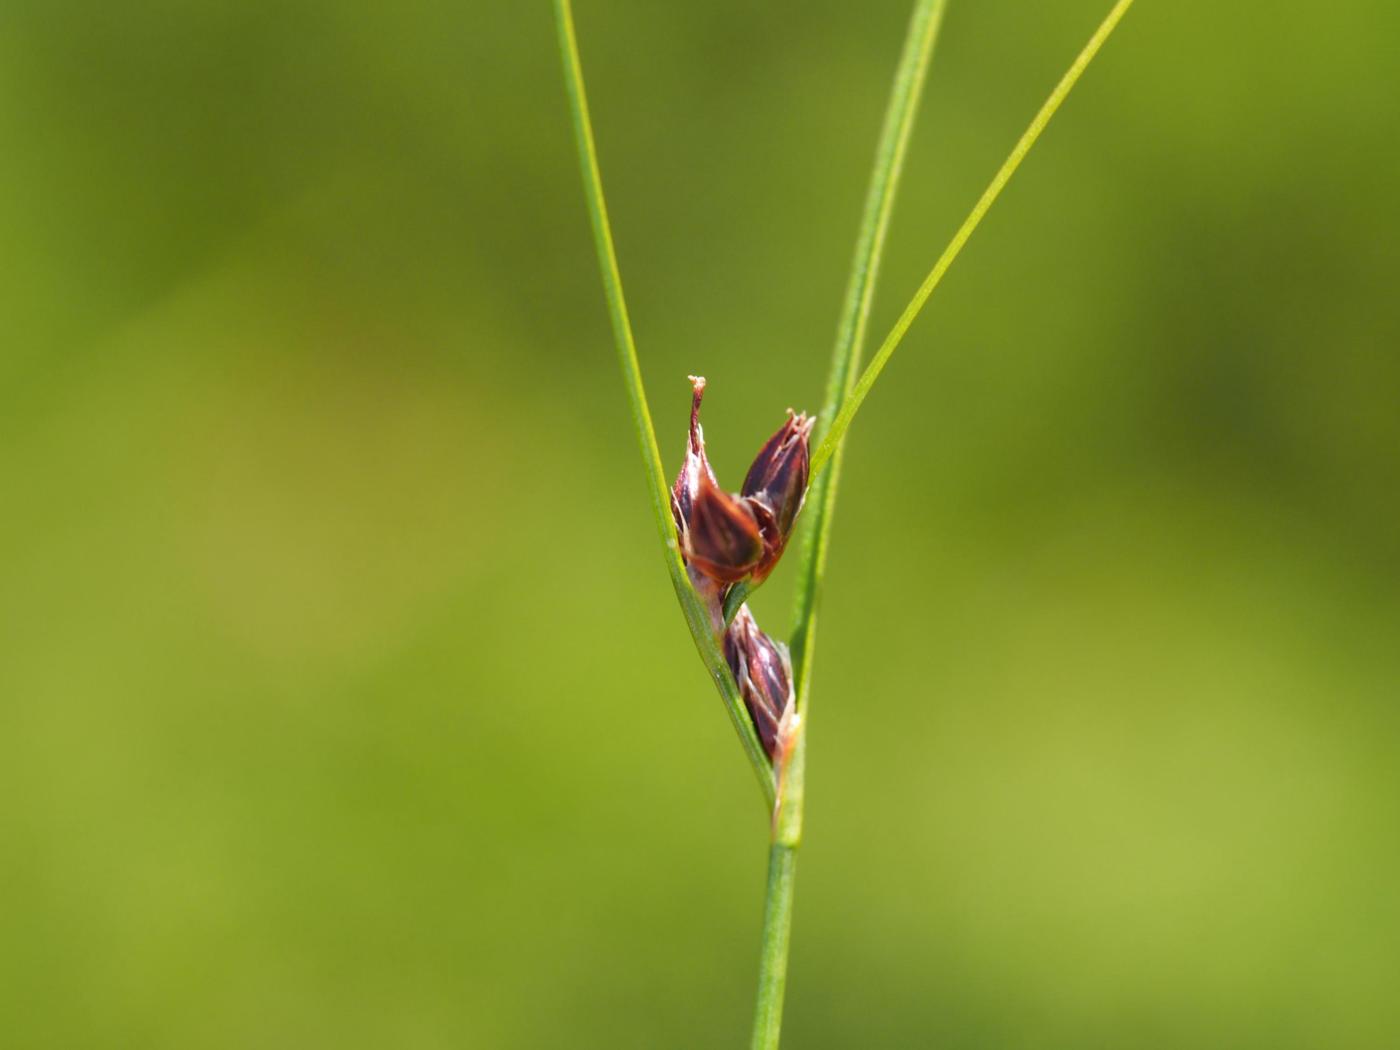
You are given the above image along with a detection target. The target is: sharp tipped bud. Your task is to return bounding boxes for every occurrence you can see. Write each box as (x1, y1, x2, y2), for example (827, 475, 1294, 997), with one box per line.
(740, 410, 814, 584)
(669, 376, 715, 535)
(724, 605, 794, 760)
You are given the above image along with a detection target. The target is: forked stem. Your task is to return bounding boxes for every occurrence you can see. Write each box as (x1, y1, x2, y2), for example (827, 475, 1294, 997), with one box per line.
(554, 1, 1137, 1047)
(811, 0, 1138, 476)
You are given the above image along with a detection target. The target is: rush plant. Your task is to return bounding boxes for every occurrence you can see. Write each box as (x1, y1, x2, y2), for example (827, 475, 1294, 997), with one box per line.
(553, 2, 1136, 1046)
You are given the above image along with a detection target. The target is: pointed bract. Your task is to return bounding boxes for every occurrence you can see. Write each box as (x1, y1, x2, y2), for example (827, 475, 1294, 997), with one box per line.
(671, 376, 764, 585)
(669, 377, 717, 535)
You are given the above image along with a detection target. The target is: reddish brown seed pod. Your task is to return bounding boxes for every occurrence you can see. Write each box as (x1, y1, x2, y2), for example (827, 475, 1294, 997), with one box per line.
(685, 472, 765, 584)
(671, 377, 765, 585)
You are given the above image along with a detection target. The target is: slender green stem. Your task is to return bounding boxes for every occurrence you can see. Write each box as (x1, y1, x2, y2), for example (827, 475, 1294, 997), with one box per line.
(726, 0, 949, 632)
(811, 0, 1137, 477)
(791, 0, 948, 689)
(753, 3, 949, 1048)
(749, 842, 798, 1050)
(553, 0, 774, 807)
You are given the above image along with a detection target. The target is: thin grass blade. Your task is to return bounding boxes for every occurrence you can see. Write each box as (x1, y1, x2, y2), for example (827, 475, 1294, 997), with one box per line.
(810, 0, 1138, 477)
(553, 0, 774, 806)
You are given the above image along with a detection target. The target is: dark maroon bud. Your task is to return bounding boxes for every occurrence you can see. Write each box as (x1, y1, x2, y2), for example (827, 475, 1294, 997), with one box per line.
(671, 376, 764, 585)
(740, 410, 814, 584)
(724, 605, 794, 760)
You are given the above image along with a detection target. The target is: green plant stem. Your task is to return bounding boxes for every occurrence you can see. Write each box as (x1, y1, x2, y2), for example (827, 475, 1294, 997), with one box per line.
(749, 841, 798, 1050)
(753, 3, 949, 1048)
(553, 0, 774, 807)
(811, 0, 1137, 477)
(791, 0, 948, 687)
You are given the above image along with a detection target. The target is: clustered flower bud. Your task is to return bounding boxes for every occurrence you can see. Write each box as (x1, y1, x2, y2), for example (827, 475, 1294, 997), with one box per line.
(670, 376, 811, 762)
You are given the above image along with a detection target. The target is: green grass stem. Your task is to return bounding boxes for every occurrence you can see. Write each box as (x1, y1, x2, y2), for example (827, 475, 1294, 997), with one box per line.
(553, 0, 774, 808)
(755, 2, 950, 1048)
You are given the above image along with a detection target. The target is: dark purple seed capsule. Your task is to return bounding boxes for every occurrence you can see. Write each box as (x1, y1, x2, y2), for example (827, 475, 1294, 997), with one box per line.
(724, 605, 793, 760)
(740, 410, 813, 584)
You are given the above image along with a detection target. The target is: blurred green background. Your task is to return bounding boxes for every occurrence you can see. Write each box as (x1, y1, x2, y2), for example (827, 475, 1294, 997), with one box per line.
(3, 1, 1399, 1046)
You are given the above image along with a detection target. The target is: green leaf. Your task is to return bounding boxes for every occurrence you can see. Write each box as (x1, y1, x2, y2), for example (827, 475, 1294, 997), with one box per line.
(553, 0, 774, 807)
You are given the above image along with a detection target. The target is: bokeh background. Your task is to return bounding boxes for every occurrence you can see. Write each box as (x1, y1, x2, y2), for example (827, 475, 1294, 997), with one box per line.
(3, 1, 1399, 1046)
